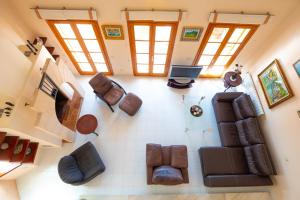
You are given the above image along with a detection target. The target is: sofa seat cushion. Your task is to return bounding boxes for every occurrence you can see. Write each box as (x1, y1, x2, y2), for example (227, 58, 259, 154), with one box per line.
(58, 156, 83, 184)
(152, 165, 184, 185)
(199, 147, 249, 176)
(213, 101, 236, 123)
(171, 145, 188, 168)
(103, 86, 124, 105)
(244, 144, 276, 176)
(233, 94, 256, 120)
(146, 144, 162, 166)
(236, 118, 264, 145)
(218, 123, 241, 147)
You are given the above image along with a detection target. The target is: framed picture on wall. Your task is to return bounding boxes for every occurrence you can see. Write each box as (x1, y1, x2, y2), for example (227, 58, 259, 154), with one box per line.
(180, 27, 203, 41)
(258, 59, 293, 108)
(101, 25, 124, 40)
(293, 59, 300, 78)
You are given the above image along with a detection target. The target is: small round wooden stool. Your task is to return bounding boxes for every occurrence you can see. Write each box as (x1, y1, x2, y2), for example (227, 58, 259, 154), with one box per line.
(76, 114, 99, 136)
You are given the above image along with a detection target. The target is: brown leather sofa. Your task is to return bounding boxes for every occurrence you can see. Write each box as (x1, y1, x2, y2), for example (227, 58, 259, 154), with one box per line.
(199, 92, 276, 187)
(146, 143, 189, 185)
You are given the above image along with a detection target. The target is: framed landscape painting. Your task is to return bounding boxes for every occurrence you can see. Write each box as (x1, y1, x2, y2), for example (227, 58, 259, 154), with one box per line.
(101, 25, 124, 40)
(181, 27, 202, 41)
(293, 59, 300, 78)
(258, 59, 293, 108)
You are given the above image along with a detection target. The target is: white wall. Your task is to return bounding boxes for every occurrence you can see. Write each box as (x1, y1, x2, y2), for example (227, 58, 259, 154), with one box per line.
(0, 180, 20, 200)
(245, 3, 300, 200)
(8, 0, 300, 75)
(0, 0, 34, 99)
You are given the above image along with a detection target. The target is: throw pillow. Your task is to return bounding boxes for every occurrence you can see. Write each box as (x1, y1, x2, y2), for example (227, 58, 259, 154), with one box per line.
(152, 165, 184, 185)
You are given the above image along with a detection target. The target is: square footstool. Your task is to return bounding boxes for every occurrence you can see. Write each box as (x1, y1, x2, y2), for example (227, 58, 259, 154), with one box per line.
(119, 93, 142, 116)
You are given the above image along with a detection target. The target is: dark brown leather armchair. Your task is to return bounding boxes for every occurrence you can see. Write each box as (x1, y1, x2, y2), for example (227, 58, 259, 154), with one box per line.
(146, 143, 189, 185)
(89, 73, 127, 112)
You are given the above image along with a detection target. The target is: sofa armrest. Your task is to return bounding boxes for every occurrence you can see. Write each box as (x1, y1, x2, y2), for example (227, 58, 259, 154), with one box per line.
(146, 143, 162, 166)
(203, 174, 273, 187)
(213, 92, 243, 102)
(146, 166, 154, 184)
(181, 168, 189, 183)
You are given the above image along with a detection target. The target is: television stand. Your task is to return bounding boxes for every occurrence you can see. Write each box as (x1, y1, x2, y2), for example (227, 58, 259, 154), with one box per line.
(167, 79, 195, 89)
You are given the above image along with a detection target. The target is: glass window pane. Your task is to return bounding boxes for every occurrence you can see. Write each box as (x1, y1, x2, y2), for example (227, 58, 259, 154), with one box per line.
(90, 53, 105, 63)
(95, 63, 108, 72)
(214, 56, 231, 65)
(197, 55, 214, 65)
(84, 40, 101, 52)
(135, 41, 149, 53)
(78, 63, 93, 72)
(229, 28, 250, 43)
(136, 54, 149, 64)
(134, 25, 150, 40)
(209, 66, 225, 76)
(208, 28, 229, 42)
(137, 64, 149, 73)
(55, 24, 76, 38)
(221, 43, 240, 55)
(202, 43, 221, 55)
(200, 66, 209, 75)
(72, 52, 88, 62)
(154, 42, 169, 54)
(76, 24, 96, 39)
(64, 40, 82, 51)
(153, 65, 165, 74)
(155, 26, 171, 41)
(154, 55, 167, 65)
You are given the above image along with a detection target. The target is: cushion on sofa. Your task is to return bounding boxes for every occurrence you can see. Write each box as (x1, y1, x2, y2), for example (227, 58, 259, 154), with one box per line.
(152, 165, 184, 185)
(232, 94, 256, 120)
(146, 144, 162, 166)
(218, 123, 241, 147)
(58, 156, 83, 184)
(213, 101, 236, 122)
(171, 145, 188, 168)
(199, 147, 249, 176)
(244, 144, 276, 176)
(236, 118, 264, 145)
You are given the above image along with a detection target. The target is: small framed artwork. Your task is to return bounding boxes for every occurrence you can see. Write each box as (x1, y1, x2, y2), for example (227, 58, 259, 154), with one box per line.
(181, 27, 203, 41)
(258, 59, 293, 108)
(101, 25, 124, 40)
(293, 59, 300, 78)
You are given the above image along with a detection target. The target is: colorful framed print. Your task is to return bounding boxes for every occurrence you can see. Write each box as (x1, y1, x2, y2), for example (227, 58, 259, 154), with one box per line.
(181, 27, 203, 41)
(258, 59, 293, 108)
(101, 25, 124, 40)
(293, 59, 300, 78)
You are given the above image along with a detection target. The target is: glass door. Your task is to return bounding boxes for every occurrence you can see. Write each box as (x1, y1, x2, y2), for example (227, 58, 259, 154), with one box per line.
(128, 21, 178, 76)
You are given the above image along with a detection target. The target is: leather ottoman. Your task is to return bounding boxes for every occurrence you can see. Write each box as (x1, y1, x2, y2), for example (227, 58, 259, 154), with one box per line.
(119, 93, 142, 116)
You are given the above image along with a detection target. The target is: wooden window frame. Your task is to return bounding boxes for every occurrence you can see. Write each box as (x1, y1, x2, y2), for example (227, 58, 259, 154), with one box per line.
(192, 23, 259, 78)
(127, 20, 178, 76)
(47, 20, 113, 75)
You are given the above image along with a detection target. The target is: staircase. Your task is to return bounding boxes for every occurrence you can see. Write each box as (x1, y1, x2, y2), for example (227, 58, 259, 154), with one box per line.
(0, 132, 38, 178)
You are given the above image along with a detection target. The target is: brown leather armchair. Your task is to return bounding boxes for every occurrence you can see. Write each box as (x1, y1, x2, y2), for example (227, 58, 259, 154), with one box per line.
(89, 73, 127, 112)
(146, 143, 189, 185)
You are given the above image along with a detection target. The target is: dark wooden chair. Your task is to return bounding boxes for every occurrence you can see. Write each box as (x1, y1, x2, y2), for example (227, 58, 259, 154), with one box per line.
(89, 73, 127, 112)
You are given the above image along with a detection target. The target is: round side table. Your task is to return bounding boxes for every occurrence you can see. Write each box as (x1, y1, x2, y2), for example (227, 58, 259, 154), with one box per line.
(223, 71, 242, 92)
(76, 114, 99, 136)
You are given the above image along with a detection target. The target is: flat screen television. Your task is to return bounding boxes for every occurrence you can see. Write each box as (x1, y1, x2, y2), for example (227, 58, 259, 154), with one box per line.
(168, 65, 203, 80)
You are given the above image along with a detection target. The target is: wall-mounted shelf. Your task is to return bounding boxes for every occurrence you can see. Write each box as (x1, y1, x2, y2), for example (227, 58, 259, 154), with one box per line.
(0, 136, 19, 161)
(23, 142, 39, 163)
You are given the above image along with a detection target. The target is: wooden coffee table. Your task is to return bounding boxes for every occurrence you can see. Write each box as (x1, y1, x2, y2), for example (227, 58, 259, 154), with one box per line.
(76, 114, 99, 136)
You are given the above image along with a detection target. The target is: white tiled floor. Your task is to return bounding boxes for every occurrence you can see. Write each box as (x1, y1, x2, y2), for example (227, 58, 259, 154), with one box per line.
(16, 76, 270, 200)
